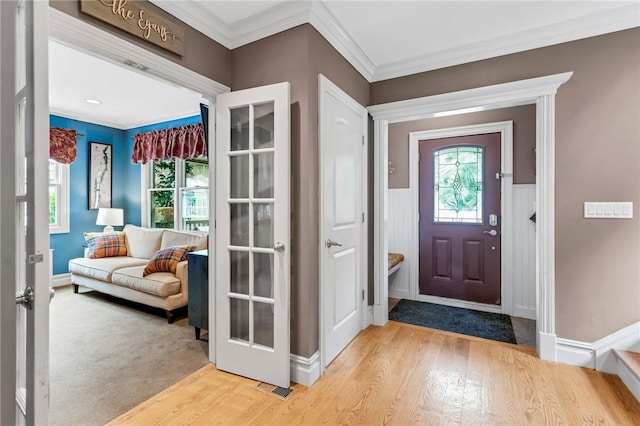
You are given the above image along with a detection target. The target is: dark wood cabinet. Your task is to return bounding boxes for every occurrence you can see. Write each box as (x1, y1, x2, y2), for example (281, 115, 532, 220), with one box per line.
(187, 249, 208, 340)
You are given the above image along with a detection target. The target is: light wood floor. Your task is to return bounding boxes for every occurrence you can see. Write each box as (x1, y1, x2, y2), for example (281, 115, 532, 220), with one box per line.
(109, 322, 640, 425)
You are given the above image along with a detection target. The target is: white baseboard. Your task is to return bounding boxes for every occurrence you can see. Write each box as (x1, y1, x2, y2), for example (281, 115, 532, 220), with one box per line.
(538, 331, 557, 362)
(556, 338, 595, 368)
(52, 273, 71, 288)
(290, 351, 320, 387)
(555, 321, 640, 374)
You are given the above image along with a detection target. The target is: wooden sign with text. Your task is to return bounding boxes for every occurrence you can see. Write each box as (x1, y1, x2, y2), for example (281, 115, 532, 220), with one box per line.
(80, 0, 185, 56)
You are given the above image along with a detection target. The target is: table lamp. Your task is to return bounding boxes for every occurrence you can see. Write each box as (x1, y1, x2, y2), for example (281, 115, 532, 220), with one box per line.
(96, 208, 124, 233)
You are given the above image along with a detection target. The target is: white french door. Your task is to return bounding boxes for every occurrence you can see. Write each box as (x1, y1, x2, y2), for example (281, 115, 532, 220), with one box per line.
(215, 82, 291, 388)
(0, 1, 51, 425)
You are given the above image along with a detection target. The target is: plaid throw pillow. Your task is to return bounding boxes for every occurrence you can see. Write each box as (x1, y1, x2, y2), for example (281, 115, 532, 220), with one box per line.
(143, 245, 196, 276)
(86, 233, 127, 259)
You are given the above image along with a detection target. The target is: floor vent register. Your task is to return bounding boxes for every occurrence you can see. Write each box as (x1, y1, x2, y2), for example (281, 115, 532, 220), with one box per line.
(255, 382, 294, 400)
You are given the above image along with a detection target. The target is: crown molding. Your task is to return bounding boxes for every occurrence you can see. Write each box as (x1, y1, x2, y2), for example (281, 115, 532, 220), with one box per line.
(372, 3, 640, 82)
(230, 1, 311, 49)
(149, 0, 233, 47)
(150, 0, 311, 50)
(150, 2, 637, 84)
(309, 1, 375, 81)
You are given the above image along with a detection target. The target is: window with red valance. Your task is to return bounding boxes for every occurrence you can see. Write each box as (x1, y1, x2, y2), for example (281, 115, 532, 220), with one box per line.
(49, 127, 77, 164)
(131, 123, 206, 164)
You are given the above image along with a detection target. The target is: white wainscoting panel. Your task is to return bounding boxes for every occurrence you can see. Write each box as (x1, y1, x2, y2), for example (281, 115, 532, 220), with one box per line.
(388, 189, 413, 300)
(511, 184, 536, 319)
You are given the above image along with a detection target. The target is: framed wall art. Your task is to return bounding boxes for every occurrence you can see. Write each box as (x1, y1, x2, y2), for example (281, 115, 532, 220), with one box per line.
(88, 142, 112, 210)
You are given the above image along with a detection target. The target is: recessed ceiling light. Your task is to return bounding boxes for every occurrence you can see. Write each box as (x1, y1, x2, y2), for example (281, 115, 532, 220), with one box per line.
(85, 99, 102, 105)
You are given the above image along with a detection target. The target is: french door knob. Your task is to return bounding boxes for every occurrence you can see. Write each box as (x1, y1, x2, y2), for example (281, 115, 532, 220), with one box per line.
(273, 242, 285, 252)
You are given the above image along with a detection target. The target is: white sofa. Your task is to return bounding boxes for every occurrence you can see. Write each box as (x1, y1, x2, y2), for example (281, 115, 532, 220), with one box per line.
(68, 224, 207, 323)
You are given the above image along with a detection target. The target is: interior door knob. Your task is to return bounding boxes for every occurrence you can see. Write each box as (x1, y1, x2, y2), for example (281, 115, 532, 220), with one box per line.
(325, 239, 342, 248)
(273, 242, 285, 252)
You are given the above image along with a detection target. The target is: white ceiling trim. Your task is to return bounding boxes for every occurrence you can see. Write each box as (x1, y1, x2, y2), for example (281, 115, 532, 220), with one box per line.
(231, 0, 311, 49)
(309, 1, 375, 81)
(149, 1, 638, 84)
(149, 0, 311, 49)
(372, 3, 640, 82)
(149, 0, 234, 47)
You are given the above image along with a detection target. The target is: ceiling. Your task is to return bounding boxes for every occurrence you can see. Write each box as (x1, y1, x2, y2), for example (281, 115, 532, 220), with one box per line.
(50, 0, 639, 129)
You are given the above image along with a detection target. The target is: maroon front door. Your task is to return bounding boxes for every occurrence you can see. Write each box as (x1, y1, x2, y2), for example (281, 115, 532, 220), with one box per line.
(418, 133, 501, 305)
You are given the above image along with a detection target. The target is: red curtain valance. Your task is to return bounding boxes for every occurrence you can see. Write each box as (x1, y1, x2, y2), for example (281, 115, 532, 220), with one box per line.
(131, 123, 206, 165)
(50, 127, 77, 164)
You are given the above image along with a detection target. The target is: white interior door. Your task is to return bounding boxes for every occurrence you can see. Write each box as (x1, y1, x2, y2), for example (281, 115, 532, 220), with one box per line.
(215, 82, 290, 388)
(0, 1, 50, 425)
(319, 75, 367, 367)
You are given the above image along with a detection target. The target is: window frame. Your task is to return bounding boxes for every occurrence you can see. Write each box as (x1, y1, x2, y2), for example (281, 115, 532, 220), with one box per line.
(48, 159, 70, 234)
(141, 157, 209, 230)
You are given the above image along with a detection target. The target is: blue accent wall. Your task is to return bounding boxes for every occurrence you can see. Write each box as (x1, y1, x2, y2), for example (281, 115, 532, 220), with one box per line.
(50, 114, 203, 275)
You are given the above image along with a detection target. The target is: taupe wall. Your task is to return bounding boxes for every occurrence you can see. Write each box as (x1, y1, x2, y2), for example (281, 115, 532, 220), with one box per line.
(232, 24, 368, 357)
(50, 0, 231, 87)
(54, 2, 638, 346)
(372, 28, 640, 342)
(388, 105, 536, 188)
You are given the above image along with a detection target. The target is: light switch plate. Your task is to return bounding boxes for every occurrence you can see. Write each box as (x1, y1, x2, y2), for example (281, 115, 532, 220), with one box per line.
(584, 202, 633, 219)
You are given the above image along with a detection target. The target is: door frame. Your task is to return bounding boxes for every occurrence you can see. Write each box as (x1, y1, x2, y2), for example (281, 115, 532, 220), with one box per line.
(318, 74, 368, 373)
(369, 72, 572, 361)
(48, 7, 229, 365)
(408, 121, 513, 314)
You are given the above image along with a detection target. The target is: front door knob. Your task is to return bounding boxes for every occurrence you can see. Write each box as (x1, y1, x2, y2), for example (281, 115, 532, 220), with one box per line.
(483, 229, 498, 237)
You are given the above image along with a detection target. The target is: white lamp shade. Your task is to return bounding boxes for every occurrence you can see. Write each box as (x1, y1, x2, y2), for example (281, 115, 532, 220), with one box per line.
(96, 208, 124, 232)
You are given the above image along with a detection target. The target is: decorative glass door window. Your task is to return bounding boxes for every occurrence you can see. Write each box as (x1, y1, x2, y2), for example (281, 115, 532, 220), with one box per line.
(433, 146, 483, 223)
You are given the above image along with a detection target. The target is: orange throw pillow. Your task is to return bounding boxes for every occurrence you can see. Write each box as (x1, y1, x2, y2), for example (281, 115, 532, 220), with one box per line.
(86, 233, 127, 259)
(143, 245, 195, 276)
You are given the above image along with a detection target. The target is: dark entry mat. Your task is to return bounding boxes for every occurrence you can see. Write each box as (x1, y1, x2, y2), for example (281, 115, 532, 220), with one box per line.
(389, 299, 517, 344)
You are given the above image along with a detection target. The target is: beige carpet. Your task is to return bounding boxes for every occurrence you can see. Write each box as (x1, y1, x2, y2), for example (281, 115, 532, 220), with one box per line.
(50, 285, 209, 426)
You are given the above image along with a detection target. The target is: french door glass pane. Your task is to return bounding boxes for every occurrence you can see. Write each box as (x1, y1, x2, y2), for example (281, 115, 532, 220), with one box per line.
(230, 298, 249, 342)
(253, 203, 273, 248)
(230, 203, 249, 246)
(253, 152, 274, 198)
(230, 251, 249, 295)
(231, 107, 249, 151)
(254, 253, 274, 298)
(253, 302, 274, 348)
(230, 155, 249, 198)
(254, 102, 274, 149)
